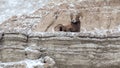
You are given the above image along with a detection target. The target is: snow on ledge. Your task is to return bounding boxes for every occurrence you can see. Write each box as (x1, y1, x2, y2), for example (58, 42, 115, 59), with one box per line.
(0, 59, 44, 68)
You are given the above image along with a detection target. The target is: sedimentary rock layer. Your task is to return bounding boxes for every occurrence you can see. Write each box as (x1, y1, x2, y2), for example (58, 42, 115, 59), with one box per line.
(0, 32, 120, 68)
(0, 0, 120, 32)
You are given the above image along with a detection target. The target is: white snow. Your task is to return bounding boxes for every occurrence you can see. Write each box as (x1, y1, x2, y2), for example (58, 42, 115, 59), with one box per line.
(25, 59, 44, 68)
(0, 59, 44, 68)
(25, 47, 36, 52)
(25, 47, 40, 53)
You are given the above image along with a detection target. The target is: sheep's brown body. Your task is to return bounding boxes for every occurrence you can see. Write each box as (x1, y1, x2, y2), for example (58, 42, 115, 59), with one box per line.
(54, 13, 82, 32)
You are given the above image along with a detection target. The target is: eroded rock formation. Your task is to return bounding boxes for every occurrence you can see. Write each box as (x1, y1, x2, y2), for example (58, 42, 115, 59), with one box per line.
(0, 0, 120, 68)
(0, 33, 55, 68)
(0, 32, 120, 68)
(0, 0, 120, 33)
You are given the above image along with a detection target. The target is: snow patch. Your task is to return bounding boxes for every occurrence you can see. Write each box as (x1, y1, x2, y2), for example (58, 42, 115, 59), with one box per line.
(25, 59, 44, 68)
(25, 47, 40, 53)
(0, 59, 44, 68)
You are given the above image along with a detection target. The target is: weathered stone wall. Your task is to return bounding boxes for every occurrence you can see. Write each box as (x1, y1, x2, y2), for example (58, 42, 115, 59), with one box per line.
(0, 0, 120, 68)
(35, 32, 120, 68)
(1, 32, 120, 68)
(0, 0, 120, 32)
(34, 0, 120, 32)
(0, 33, 55, 68)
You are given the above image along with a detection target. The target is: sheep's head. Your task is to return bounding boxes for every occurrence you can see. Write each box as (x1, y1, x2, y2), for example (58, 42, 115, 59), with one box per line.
(70, 12, 82, 24)
(54, 12, 82, 32)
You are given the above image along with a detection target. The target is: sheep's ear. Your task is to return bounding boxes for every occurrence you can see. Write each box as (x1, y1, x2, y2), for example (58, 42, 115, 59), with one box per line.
(70, 13, 73, 20)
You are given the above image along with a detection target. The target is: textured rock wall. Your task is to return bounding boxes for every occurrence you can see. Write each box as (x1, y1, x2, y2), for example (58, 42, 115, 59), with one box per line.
(0, 0, 120, 32)
(1, 32, 120, 68)
(0, 0, 120, 68)
(35, 32, 120, 68)
(34, 0, 120, 32)
(0, 33, 55, 68)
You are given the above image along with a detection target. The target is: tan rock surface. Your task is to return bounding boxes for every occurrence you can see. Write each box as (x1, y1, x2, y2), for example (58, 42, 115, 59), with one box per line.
(1, 48, 26, 62)
(1, 32, 120, 68)
(0, 63, 26, 68)
(0, 0, 120, 33)
(0, 0, 120, 68)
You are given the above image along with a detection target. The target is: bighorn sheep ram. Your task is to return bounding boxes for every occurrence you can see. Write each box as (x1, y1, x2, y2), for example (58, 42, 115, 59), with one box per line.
(54, 12, 82, 32)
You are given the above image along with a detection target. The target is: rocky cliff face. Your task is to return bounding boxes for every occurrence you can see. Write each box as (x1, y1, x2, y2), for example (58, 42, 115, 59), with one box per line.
(0, 0, 120, 34)
(1, 32, 120, 68)
(35, 0, 120, 32)
(0, 0, 48, 24)
(0, 0, 120, 68)
(0, 33, 55, 68)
